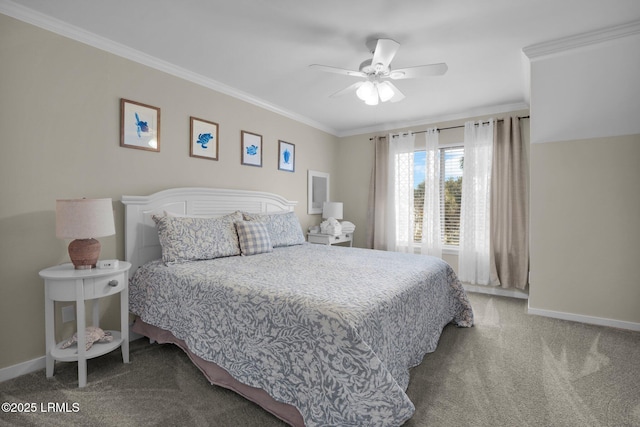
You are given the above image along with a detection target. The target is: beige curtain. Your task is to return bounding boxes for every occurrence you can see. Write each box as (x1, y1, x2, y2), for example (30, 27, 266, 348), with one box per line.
(366, 136, 389, 250)
(490, 116, 529, 290)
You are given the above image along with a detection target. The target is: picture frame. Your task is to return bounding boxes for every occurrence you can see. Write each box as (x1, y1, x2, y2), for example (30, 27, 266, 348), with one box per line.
(190, 117, 219, 160)
(278, 140, 295, 172)
(241, 130, 262, 167)
(120, 99, 160, 152)
(308, 170, 329, 214)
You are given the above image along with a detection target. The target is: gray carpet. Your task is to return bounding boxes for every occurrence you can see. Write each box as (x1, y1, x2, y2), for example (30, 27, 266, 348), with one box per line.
(1, 293, 639, 427)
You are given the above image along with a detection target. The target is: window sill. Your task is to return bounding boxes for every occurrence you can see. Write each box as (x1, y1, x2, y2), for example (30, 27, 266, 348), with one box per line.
(411, 244, 459, 256)
(442, 246, 459, 256)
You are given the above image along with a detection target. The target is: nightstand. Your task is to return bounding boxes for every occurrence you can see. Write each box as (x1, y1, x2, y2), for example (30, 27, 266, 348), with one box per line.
(39, 261, 131, 387)
(307, 232, 353, 246)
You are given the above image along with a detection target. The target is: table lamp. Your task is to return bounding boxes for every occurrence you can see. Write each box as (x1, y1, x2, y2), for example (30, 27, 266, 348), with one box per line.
(322, 202, 343, 221)
(321, 202, 343, 236)
(56, 198, 115, 269)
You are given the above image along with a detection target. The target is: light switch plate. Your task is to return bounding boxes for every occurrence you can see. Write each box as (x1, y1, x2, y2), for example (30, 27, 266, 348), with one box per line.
(62, 305, 75, 323)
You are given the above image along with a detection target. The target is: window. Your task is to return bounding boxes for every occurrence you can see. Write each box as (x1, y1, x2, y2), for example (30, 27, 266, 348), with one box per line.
(413, 146, 464, 246)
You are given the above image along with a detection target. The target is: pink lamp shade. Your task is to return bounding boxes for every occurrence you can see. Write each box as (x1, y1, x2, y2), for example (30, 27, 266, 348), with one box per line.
(56, 198, 115, 269)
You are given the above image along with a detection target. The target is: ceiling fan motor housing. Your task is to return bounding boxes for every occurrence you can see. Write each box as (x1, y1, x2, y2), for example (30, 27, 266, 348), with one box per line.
(359, 59, 389, 76)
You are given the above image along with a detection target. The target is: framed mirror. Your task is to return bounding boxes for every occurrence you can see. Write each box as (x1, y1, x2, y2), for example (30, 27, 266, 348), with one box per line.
(308, 170, 329, 214)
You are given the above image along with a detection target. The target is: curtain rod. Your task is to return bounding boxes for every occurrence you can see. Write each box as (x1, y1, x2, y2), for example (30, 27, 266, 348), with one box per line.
(369, 115, 530, 140)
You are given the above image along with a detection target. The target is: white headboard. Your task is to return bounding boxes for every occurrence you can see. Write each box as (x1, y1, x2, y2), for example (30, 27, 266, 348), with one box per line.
(121, 187, 297, 271)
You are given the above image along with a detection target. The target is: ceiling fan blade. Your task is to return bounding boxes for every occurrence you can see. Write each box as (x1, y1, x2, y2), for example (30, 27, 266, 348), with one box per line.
(309, 64, 366, 78)
(371, 39, 400, 70)
(389, 63, 448, 79)
(387, 82, 405, 103)
(330, 81, 364, 98)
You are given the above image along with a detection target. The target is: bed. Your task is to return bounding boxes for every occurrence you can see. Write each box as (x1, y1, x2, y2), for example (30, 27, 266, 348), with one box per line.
(122, 187, 473, 427)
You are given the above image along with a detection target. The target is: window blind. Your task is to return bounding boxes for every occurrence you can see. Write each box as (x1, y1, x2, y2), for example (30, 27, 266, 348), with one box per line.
(413, 146, 464, 246)
(440, 147, 463, 246)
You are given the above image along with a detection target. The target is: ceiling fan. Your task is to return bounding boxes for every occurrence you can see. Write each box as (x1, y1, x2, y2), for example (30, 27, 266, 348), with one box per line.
(310, 38, 448, 106)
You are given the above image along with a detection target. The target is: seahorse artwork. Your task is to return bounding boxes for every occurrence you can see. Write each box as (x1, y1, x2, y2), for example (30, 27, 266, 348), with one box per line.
(197, 133, 213, 149)
(246, 145, 258, 156)
(135, 112, 149, 138)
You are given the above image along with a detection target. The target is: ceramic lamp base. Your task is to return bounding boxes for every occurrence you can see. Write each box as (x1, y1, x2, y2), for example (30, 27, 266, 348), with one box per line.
(68, 238, 101, 269)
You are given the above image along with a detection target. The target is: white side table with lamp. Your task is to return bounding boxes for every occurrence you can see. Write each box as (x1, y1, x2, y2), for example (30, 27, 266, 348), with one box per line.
(39, 198, 130, 387)
(40, 262, 131, 388)
(307, 201, 355, 247)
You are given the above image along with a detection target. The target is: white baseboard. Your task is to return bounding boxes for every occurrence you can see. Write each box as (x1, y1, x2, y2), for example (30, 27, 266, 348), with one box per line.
(528, 305, 640, 332)
(463, 284, 640, 332)
(463, 283, 529, 300)
(0, 356, 45, 383)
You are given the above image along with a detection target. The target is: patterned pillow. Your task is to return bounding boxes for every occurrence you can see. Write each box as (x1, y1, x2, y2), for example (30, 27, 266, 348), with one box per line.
(235, 221, 273, 256)
(153, 211, 242, 264)
(242, 211, 305, 247)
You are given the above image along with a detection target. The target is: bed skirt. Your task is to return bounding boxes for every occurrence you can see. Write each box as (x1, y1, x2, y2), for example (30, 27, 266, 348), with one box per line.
(132, 317, 305, 427)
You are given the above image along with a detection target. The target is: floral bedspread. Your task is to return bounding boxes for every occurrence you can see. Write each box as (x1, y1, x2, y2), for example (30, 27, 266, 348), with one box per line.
(129, 243, 473, 426)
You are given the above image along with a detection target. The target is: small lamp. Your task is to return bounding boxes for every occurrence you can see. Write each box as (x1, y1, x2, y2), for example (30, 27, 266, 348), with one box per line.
(56, 198, 115, 269)
(322, 202, 343, 221)
(321, 202, 343, 236)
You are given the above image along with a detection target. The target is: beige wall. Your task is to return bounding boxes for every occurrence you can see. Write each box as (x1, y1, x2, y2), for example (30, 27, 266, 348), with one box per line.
(529, 135, 640, 323)
(0, 15, 338, 369)
(527, 29, 640, 326)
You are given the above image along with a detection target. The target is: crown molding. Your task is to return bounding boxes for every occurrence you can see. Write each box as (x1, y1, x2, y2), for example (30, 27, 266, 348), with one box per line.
(0, 1, 339, 136)
(338, 102, 530, 138)
(523, 20, 640, 60)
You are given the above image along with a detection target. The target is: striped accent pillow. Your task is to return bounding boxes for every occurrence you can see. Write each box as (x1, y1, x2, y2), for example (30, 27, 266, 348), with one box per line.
(235, 221, 273, 256)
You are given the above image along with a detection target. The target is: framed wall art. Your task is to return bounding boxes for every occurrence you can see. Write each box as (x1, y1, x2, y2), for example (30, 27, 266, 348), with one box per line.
(278, 140, 295, 172)
(190, 117, 219, 160)
(241, 130, 262, 167)
(120, 99, 160, 152)
(308, 170, 329, 214)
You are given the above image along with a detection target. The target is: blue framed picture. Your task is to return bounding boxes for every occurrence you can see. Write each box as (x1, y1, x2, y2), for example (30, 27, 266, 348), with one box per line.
(241, 130, 262, 167)
(190, 117, 219, 161)
(278, 140, 295, 172)
(120, 99, 160, 152)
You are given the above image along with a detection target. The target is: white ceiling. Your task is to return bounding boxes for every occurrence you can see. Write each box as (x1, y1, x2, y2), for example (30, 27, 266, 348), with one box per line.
(3, 0, 640, 136)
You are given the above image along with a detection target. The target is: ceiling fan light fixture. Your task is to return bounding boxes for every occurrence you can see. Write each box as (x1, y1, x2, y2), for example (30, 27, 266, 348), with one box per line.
(356, 81, 376, 102)
(377, 81, 395, 102)
(311, 38, 448, 105)
(364, 94, 379, 106)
